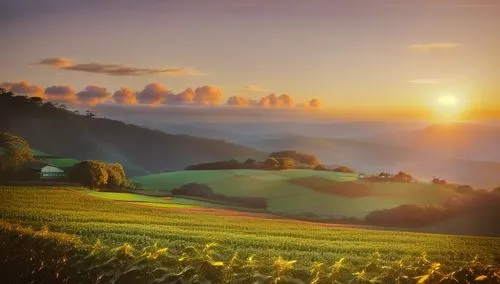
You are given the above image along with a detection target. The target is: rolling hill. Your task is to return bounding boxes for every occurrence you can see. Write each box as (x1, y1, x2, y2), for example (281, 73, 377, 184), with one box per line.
(134, 169, 455, 219)
(240, 135, 500, 188)
(0, 94, 267, 176)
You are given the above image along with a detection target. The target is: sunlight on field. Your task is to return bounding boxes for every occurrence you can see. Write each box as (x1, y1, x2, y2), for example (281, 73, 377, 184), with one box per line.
(1, 187, 498, 270)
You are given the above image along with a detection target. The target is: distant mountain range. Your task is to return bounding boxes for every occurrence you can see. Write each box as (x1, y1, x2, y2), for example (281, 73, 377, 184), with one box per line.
(237, 129, 500, 188)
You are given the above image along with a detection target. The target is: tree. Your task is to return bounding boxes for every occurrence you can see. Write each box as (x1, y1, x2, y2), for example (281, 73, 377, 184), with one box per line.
(68, 161, 109, 189)
(333, 166, 354, 173)
(432, 177, 447, 185)
(277, 158, 295, 170)
(314, 164, 328, 171)
(0, 132, 33, 173)
(392, 171, 413, 183)
(492, 187, 500, 195)
(106, 163, 126, 188)
(269, 150, 320, 166)
(262, 158, 280, 170)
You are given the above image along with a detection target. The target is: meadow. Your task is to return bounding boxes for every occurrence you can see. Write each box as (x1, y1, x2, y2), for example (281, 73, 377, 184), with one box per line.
(1, 187, 499, 283)
(134, 169, 456, 218)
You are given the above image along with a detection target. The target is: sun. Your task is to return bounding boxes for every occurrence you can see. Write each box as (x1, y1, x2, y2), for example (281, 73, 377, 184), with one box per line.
(432, 94, 465, 123)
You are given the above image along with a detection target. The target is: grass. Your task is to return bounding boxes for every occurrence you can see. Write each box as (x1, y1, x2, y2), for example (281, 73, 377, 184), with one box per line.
(78, 190, 216, 209)
(1, 187, 498, 270)
(134, 169, 455, 218)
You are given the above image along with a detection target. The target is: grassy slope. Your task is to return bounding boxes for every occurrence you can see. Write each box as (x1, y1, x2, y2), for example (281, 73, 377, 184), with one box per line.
(1, 187, 499, 269)
(134, 169, 455, 218)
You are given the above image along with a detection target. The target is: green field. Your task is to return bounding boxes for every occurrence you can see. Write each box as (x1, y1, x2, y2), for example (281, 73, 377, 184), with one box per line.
(78, 190, 219, 209)
(0, 187, 499, 283)
(134, 170, 456, 218)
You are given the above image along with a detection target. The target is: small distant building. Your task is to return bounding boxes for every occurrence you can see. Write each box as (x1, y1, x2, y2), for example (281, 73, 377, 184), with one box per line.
(21, 161, 66, 179)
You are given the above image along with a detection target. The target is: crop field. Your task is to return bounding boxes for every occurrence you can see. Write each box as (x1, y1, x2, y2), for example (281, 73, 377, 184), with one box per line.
(134, 170, 455, 218)
(0, 187, 499, 283)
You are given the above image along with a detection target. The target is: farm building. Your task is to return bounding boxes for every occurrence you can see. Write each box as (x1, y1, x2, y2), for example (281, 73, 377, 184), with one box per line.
(21, 161, 66, 179)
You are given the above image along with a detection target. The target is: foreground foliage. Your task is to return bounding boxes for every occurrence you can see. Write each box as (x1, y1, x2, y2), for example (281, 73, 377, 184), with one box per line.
(0, 220, 499, 284)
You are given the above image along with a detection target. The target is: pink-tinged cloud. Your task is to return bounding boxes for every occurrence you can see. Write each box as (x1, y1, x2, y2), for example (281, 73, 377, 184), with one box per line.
(77, 85, 111, 106)
(175, 88, 195, 103)
(307, 98, 321, 108)
(193, 85, 223, 105)
(113, 88, 138, 105)
(38, 57, 202, 77)
(227, 96, 256, 107)
(259, 93, 294, 108)
(227, 94, 318, 109)
(137, 83, 172, 105)
(409, 42, 463, 52)
(44, 85, 78, 104)
(0, 80, 45, 98)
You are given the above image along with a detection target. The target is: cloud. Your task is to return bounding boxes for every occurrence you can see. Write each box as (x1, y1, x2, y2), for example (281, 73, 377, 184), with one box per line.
(409, 42, 463, 52)
(137, 83, 172, 105)
(409, 79, 440, 84)
(227, 94, 319, 109)
(244, 85, 267, 93)
(113, 88, 138, 105)
(0, 80, 45, 98)
(76, 85, 111, 106)
(44, 85, 78, 104)
(3, 81, 319, 110)
(38, 57, 202, 77)
(193, 85, 223, 105)
(259, 93, 294, 108)
(39, 57, 73, 68)
(227, 96, 256, 107)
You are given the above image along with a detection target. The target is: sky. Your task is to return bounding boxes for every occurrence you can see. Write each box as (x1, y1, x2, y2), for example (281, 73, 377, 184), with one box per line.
(1, 0, 499, 121)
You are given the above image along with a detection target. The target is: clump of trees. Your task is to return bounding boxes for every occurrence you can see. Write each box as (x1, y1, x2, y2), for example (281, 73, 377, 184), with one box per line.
(365, 204, 450, 227)
(364, 171, 414, 183)
(186, 159, 253, 170)
(269, 150, 321, 166)
(68, 160, 127, 189)
(0, 132, 33, 180)
(332, 166, 354, 173)
(172, 183, 267, 209)
(366, 188, 500, 227)
(432, 177, 447, 185)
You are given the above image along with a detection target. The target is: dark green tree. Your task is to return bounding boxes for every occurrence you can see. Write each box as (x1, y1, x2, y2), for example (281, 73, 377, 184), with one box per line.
(262, 158, 280, 170)
(0, 132, 33, 174)
(68, 161, 109, 189)
(106, 163, 126, 188)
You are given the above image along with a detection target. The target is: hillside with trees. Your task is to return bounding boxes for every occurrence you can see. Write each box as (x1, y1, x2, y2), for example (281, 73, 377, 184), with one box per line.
(0, 90, 267, 176)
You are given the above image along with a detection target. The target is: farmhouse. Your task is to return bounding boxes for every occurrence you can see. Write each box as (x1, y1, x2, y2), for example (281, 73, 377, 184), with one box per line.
(21, 161, 66, 179)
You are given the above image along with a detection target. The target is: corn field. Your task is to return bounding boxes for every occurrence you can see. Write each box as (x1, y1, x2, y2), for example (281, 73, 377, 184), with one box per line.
(1, 187, 499, 283)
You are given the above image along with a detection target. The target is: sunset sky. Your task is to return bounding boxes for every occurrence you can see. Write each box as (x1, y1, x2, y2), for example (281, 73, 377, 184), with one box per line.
(1, 0, 499, 121)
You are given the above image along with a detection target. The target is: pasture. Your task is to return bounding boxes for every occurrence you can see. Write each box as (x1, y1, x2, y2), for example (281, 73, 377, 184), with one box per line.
(134, 170, 456, 218)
